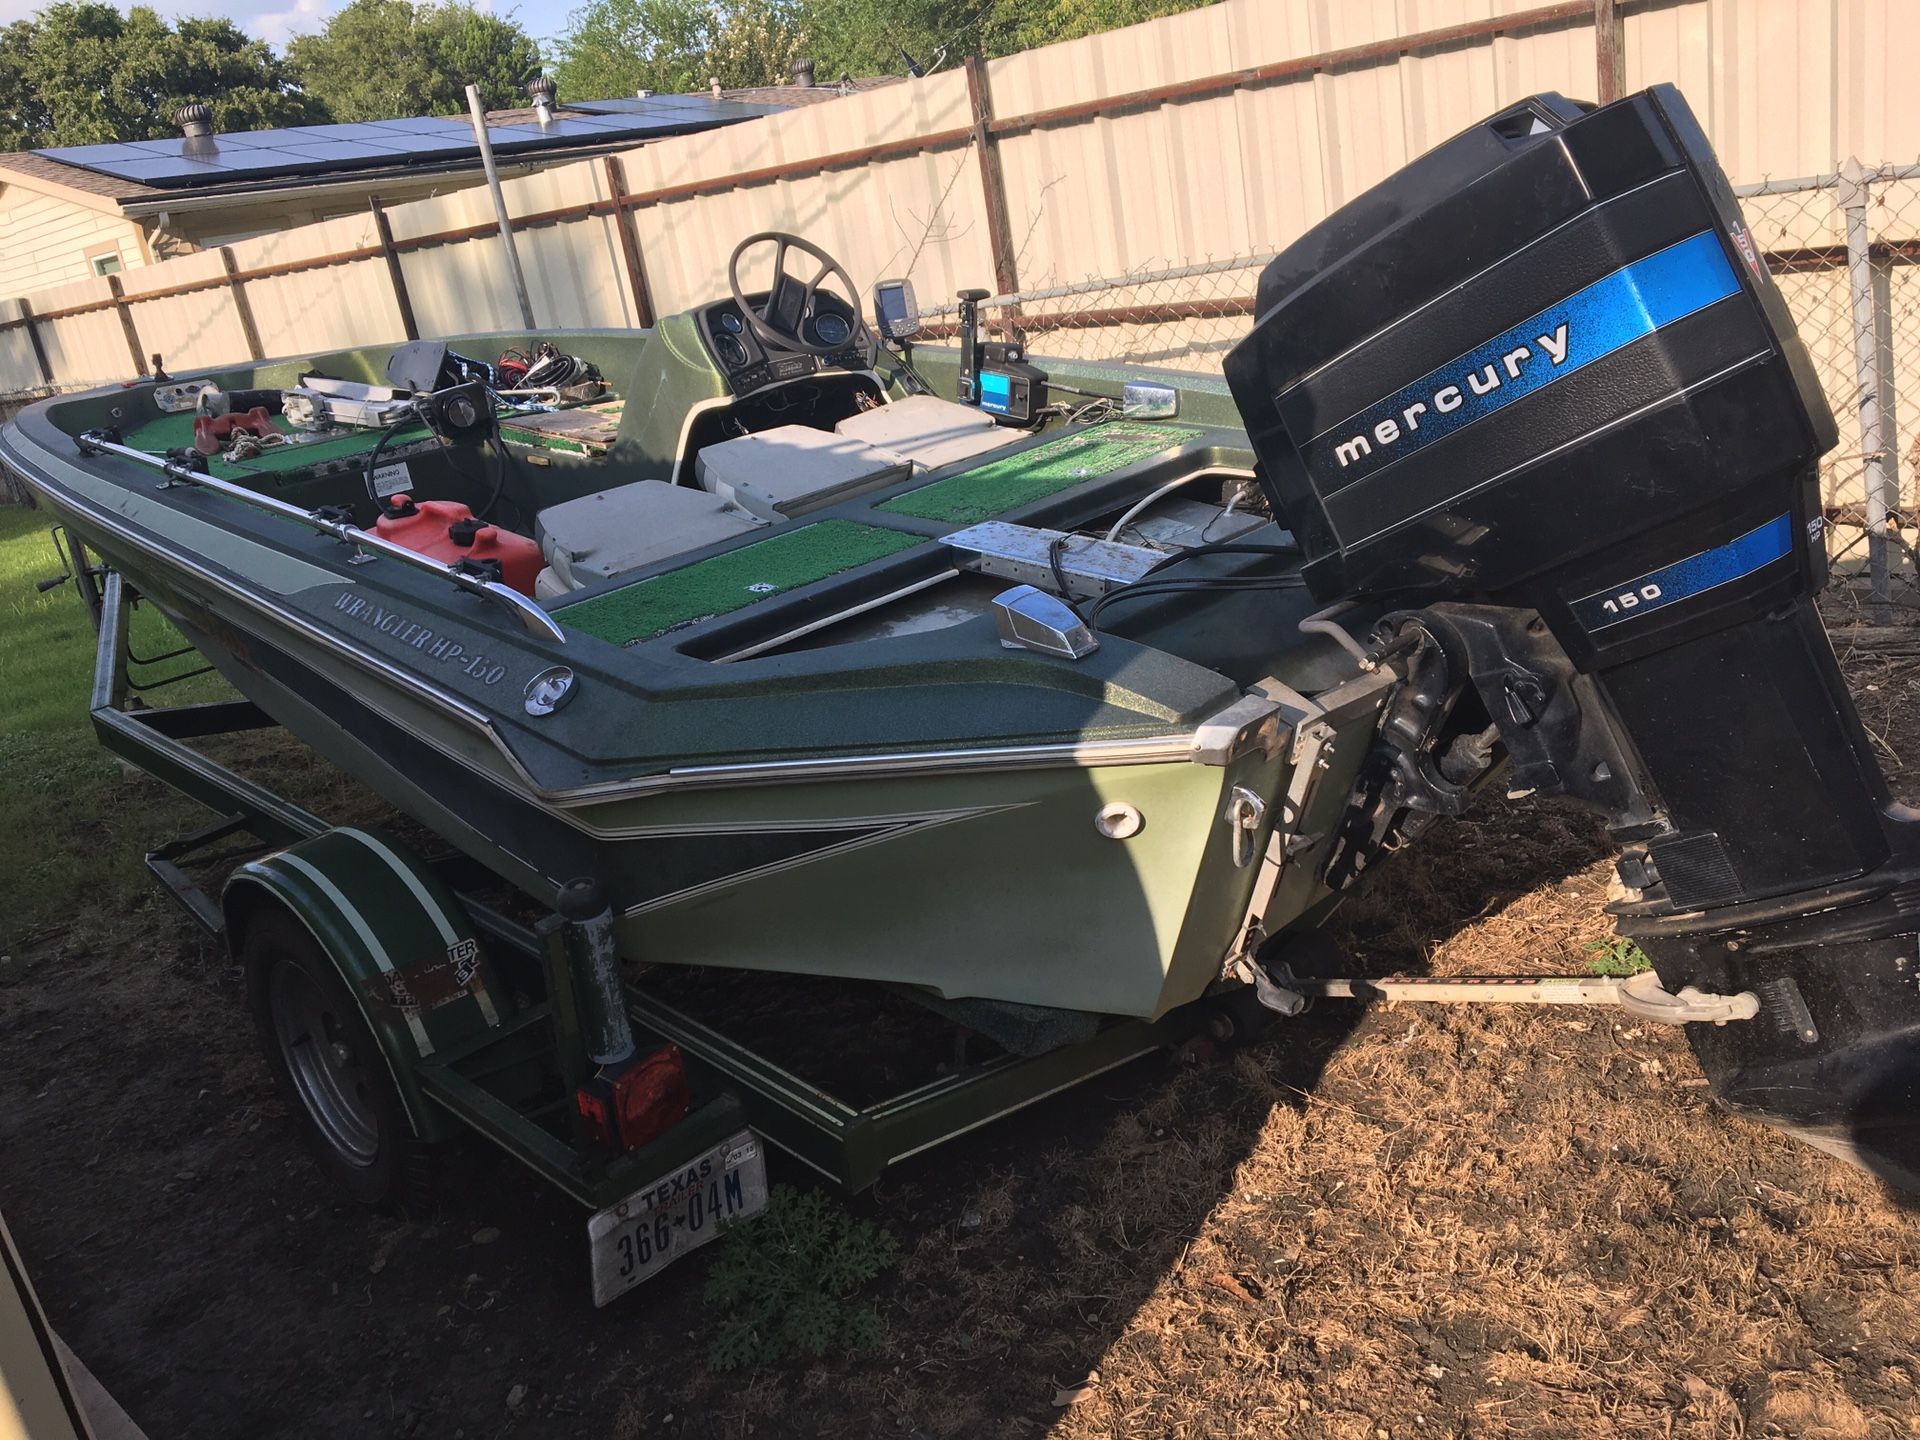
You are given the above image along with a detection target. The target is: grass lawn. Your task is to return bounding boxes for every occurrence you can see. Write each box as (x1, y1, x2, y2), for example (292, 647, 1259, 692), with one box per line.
(0, 503, 230, 947)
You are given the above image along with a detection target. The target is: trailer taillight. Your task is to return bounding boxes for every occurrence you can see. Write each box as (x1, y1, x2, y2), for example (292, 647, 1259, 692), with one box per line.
(576, 1044, 690, 1151)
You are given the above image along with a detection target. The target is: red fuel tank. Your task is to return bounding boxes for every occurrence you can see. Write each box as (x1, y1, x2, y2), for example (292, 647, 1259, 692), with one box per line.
(374, 496, 542, 596)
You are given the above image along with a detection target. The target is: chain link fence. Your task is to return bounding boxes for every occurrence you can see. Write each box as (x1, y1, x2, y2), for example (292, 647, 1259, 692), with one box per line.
(926, 163, 1920, 623)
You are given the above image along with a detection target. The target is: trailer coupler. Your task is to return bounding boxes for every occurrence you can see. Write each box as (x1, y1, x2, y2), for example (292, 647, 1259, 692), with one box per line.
(1233, 959, 1760, 1026)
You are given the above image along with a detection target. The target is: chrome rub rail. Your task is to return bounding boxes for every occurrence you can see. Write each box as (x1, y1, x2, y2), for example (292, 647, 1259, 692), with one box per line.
(75, 429, 566, 644)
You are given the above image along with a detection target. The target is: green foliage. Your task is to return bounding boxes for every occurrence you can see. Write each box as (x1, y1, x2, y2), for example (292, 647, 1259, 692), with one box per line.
(982, 0, 1217, 54)
(1584, 936, 1652, 977)
(800, 0, 1217, 79)
(0, 506, 239, 944)
(553, 0, 807, 101)
(702, 1184, 897, 1371)
(286, 0, 542, 123)
(0, 3, 322, 150)
(550, 0, 1218, 99)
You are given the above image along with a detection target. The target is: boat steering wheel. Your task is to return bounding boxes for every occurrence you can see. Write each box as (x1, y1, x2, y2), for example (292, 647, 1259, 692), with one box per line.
(727, 232, 871, 358)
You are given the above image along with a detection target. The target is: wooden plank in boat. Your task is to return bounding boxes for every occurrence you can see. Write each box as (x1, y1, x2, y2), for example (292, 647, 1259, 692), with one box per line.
(500, 402, 624, 457)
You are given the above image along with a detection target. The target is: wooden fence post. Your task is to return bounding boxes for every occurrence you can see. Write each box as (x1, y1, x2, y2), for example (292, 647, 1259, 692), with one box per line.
(1593, 0, 1625, 103)
(17, 301, 54, 386)
(602, 156, 656, 328)
(370, 198, 420, 341)
(219, 247, 265, 360)
(105, 275, 145, 377)
(964, 54, 1021, 301)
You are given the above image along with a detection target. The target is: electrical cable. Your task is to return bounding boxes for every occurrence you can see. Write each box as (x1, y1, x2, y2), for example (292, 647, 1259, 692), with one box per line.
(475, 417, 513, 522)
(1047, 533, 1086, 621)
(1081, 539, 1308, 630)
(1139, 539, 1303, 576)
(1087, 572, 1308, 628)
(362, 404, 424, 504)
(1103, 473, 1203, 542)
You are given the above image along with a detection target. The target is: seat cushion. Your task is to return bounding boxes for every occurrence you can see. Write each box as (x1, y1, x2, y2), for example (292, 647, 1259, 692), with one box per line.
(694, 424, 911, 521)
(535, 479, 763, 591)
(835, 394, 1024, 471)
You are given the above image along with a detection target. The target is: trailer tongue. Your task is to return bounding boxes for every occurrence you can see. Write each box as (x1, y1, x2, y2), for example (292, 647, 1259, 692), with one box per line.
(1225, 83, 1919, 1177)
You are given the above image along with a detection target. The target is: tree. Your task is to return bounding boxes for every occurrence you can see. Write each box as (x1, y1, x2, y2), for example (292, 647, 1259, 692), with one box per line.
(981, 0, 1218, 55)
(0, 3, 322, 151)
(552, 0, 808, 101)
(286, 0, 542, 123)
(793, 0, 981, 80)
(792, 0, 1217, 80)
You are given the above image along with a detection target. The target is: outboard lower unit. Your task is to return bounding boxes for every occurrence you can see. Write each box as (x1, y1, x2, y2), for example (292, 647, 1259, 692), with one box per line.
(1225, 84, 1920, 1180)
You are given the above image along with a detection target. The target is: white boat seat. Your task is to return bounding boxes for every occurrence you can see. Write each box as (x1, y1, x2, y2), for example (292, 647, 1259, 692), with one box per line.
(834, 394, 1024, 471)
(535, 479, 764, 592)
(694, 424, 911, 521)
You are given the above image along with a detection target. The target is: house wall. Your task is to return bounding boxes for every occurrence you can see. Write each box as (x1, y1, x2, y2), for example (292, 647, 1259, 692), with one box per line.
(0, 184, 144, 293)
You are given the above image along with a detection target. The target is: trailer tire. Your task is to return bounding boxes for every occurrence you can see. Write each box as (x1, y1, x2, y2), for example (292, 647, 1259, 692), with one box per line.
(242, 907, 436, 1214)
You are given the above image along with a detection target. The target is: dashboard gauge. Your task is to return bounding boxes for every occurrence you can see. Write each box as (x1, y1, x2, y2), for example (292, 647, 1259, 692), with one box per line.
(717, 311, 745, 335)
(715, 334, 749, 368)
(809, 312, 853, 348)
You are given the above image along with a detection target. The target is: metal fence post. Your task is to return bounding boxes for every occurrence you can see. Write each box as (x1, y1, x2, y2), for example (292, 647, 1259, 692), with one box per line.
(1840, 156, 1895, 623)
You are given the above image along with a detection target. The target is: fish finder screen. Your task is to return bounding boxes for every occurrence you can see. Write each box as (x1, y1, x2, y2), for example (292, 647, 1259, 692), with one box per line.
(872, 280, 919, 339)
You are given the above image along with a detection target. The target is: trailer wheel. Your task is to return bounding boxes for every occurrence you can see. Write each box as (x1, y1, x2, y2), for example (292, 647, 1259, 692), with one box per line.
(242, 907, 435, 1213)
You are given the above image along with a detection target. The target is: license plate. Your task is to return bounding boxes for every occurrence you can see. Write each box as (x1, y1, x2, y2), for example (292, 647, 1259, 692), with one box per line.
(587, 1131, 768, 1306)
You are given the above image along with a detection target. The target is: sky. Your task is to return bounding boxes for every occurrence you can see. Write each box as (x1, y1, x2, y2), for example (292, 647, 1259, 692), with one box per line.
(0, 0, 569, 51)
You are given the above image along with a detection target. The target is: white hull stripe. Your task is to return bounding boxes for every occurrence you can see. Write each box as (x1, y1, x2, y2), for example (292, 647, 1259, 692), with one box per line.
(278, 851, 437, 1057)
(338, 828, 502, 1027)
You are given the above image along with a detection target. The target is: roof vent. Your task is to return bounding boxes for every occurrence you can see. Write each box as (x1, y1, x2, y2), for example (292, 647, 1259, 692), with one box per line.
(790, 57, 816, 87)
(709, 77, 722, 98)
(175, 103, 212, 139)
(526, 75, 556, 125)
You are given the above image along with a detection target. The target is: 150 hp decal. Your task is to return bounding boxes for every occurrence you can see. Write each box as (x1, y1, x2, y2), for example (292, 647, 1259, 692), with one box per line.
(1305, 230, 1743, 487)
(332, 591, 510, 685)
(1569, 513, 1793, 632)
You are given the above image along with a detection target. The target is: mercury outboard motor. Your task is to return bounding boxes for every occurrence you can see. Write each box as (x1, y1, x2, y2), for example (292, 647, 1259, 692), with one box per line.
(1225, 84, 1919, 1180)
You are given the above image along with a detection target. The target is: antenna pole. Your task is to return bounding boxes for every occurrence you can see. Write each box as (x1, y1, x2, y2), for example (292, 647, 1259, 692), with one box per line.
(466, 83, 537, 330)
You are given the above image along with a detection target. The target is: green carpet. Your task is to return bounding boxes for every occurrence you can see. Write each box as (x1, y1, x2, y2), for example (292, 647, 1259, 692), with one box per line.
(557, 520, 925, 646)
(875, 421, 1200, 525)
(123, 411, 432, 481)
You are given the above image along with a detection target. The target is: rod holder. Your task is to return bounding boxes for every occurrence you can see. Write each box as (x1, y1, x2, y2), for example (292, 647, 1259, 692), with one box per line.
(557, 878, 637, 1068)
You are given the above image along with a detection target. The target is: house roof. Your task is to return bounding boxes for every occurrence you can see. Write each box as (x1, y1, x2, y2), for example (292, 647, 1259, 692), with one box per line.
(0, 149, 162, 204)
(718, 75, 905, 107)
(0, 91, 837, 212)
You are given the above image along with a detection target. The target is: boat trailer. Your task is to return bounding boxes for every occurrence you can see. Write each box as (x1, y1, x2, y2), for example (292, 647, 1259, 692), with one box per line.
(77, 553, 1762, 1305)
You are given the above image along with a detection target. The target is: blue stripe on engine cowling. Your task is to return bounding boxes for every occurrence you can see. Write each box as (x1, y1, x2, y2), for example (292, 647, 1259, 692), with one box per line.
(1301, 231, 1743, 486)
(1569, 512, 1795, 632)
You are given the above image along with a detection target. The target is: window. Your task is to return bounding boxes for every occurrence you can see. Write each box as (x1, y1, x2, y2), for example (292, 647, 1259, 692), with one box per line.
(89, 253, 122, 277)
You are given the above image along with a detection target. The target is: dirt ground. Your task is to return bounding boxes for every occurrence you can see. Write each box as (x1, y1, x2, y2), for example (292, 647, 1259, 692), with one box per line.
(6, 621, 1920, 1439)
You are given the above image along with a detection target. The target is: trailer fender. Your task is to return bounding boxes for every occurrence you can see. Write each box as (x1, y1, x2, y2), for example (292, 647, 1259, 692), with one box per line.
(222, 826, 505, 1143)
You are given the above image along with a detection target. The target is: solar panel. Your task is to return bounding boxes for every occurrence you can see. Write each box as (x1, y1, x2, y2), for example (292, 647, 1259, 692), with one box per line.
(34, 94, 791, 191)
